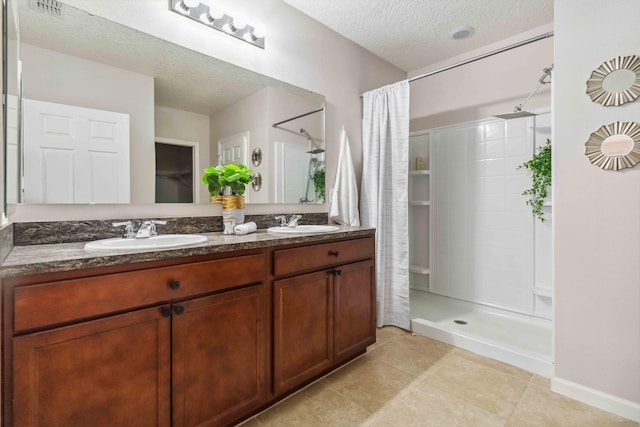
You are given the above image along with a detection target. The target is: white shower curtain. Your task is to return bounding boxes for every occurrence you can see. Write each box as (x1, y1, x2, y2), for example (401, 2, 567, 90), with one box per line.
(361, 81, 410, 329)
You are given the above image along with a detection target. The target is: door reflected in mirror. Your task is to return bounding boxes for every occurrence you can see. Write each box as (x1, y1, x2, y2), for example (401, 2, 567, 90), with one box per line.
(5, 0, 325, 205)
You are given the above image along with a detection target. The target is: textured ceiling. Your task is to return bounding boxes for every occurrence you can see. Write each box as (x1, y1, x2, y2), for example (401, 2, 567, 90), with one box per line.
(282, 0, 554, 72)
(16, 2, 315, 116)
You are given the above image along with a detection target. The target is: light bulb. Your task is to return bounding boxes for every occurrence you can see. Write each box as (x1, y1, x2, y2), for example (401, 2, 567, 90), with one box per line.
(222, 23, 235, 34)
(232, 18, 247, 30)
(209, 8, 224, 19)
(183, 0, 200, 7)
(199, 12, 213, 24)
(174, 1, 190, 14)
(242, 31, 255, 42)
(252, 25, 266, 38)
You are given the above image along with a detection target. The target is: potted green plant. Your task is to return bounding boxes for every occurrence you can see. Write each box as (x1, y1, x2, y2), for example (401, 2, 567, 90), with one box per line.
(518, 139, 551, 222)
(202, 163, 254, 234)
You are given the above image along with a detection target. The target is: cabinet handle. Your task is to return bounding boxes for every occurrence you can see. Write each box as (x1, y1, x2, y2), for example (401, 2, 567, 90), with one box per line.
(329, 250, 340, 257)
(332, 269, 342, 277)
(161, 307, 172, 318)
(174, 305, 185, 315)
(170, 280, 181, 290)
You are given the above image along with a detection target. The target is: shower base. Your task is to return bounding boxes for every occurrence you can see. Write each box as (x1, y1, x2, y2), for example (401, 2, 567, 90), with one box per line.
(410, 289, 553, 377)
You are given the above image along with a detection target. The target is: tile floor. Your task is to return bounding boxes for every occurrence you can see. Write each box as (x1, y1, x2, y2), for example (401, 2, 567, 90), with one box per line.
(240, 327, 638, 426)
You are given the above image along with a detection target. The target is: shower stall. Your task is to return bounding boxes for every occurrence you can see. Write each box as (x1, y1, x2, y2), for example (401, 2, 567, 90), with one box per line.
(409, 111, 553, 376)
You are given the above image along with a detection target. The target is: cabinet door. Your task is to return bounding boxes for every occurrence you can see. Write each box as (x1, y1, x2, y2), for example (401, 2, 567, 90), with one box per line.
(334, 259, 376, 362)
(273, 270, 333, 395)
(13, 306, 171, 427)
(172, 285, 266, 427)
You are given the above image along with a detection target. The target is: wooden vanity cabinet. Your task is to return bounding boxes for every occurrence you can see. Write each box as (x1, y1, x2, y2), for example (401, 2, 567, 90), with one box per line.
(13, 306, 172, 427)
(172, 285, 266, 427)
(4, 233, 376, 426)
(6, 253, 268, 427)
(273, 237, 376, 394)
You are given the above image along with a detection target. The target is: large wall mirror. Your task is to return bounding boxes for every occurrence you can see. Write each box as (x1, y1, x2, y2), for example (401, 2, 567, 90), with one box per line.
(4, 0, 325, 207)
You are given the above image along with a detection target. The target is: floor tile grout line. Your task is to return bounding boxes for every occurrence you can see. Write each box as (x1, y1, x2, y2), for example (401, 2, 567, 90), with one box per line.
(504, 381, 534, 423)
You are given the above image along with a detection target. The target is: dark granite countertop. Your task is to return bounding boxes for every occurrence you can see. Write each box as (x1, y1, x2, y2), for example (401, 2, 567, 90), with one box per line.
(1, 227, 375, 278)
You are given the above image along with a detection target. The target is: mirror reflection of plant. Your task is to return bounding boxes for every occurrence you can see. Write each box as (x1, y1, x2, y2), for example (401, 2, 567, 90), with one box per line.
(202, 163, 254, 196)
(313, 167, 325, 203)
(518, 139, 551, 222)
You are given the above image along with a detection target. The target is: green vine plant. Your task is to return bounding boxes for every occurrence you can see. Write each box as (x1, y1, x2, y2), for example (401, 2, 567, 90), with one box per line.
(313, 167, 325, 203)
(518, 139, 551, 222)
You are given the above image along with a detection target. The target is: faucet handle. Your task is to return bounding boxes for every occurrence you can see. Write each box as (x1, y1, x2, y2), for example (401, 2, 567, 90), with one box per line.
(148, 220, 167, 237)
(287, 214, 302, 228)
(275, 215, 288, 227)
(112, 221, 136, 239)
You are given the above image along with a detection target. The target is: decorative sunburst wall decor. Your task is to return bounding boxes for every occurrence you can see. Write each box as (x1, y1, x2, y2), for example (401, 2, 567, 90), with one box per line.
(585, 121, 640, 170)
(586, 55, 640, 106)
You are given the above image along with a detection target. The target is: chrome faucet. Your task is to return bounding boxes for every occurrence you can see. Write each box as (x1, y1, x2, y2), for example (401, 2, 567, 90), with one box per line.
(287, 214, 302, 227)
(112, 221, 136, 239)
(275, 215, 288, 227)
(112, 220, 167, 239)
(135, 220, 167, 238)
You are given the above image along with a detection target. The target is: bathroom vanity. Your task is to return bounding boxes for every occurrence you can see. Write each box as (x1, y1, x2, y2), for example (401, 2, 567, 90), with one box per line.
(0, 228, 375, 427)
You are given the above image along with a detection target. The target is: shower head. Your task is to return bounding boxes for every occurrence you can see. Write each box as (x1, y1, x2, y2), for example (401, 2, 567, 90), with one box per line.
(494, 64, 553, 120)
(300, 128, 325, 153)
(493, 110, 537, 120)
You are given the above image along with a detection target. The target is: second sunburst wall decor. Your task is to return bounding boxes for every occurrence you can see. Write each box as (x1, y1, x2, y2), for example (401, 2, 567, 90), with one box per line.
(585, 121, 640, 170)
(586, 55, 640, 106)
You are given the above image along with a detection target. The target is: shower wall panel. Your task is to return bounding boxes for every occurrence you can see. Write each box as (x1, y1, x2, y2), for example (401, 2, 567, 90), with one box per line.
(431, 117, 535, 314)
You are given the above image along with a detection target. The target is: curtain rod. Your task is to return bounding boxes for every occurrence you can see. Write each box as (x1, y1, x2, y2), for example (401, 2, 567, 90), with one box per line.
(361, 31, 554, 97)
(272, 107, 325, 128)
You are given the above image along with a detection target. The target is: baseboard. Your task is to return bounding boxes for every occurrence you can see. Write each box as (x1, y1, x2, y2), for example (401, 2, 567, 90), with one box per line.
(551, 377, 640, 422)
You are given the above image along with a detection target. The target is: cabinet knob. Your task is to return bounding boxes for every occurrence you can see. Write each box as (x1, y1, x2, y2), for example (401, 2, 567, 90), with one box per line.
(170, 280, 181, 290)
(332, 269, 342, 277)
(329, 250, 340, 257)
(161, 307, 172, 318)
(174, 305, 185, 315)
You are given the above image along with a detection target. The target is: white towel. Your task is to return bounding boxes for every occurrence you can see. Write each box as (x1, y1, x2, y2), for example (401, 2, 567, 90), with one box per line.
(330, 127, 360, 226)
(234, 222, 257, 235)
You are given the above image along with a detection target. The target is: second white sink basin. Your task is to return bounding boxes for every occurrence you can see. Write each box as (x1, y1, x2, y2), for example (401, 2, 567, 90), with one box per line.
(267, 225, 340, 234)
(84, 234, 207, 252)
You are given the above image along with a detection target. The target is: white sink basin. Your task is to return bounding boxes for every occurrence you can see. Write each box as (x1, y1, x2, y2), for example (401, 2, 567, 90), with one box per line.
(84, 234, 207, 252)
(267, 225, 340, 234)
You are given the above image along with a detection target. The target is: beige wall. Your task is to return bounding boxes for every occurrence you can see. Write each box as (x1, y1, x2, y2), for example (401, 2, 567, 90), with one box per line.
(20, 43, 156, 203)
(11, 0, 404, 221)
(554, 0, 640, 407)
(155, 106, 211, 204)
(409, 24, 553, 131)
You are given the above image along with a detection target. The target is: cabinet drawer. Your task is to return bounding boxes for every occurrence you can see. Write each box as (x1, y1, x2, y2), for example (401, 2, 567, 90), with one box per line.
(273, 237, 374, 277)
(14, 254, 265, 333)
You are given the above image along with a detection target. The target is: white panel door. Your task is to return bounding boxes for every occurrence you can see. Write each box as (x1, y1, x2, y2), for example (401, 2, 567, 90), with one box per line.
(6, 95, 19, 204)
(23, 99, 130, 204)
(218, 131, 249, 201)
(218, 131, 248, 166)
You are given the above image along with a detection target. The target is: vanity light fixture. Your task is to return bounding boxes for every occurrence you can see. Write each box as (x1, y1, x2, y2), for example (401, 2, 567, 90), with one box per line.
(170, 0, 265, 49)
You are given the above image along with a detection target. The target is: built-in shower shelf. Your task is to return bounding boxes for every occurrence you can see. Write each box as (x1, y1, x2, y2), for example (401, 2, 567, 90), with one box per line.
(533, 286, 553, 298)
(410, 265, 431, 275)
(409, 170, 430, 176)
(410, 200, 430, 206)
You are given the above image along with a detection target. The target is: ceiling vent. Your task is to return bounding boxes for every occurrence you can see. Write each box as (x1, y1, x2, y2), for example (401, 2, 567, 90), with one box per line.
(29, 0, 63, 18)
(449, 26, 475, 40)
